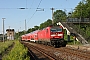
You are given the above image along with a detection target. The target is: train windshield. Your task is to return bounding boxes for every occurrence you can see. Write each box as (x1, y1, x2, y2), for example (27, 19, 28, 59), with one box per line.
(50, 28, 62, 32)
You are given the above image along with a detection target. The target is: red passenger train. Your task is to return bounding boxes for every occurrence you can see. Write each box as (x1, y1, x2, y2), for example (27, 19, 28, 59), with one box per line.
(21, 25, 67, 47)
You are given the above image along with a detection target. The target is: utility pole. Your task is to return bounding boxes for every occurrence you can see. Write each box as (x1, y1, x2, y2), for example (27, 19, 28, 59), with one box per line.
(51, 8, 55, 24)
(25, 19, 26, 34)
(2, 18, 5, 42)
(9, 26, 10, 40)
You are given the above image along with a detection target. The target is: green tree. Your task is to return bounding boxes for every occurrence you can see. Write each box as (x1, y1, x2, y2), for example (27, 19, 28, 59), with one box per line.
(27, 28, 32, 33)
(72, 0, 90, 18)
(34, 26, 39, 30)
(27, 26, 39, 33)
(14, 30, 25, 39)
(53, 10, 67, 23)
(86, 0, 90, 18)
(39, 19, 52, 29)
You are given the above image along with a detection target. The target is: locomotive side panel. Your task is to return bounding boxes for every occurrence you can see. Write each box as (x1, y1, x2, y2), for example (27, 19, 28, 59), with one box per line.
(45, 27, 51, 41)
(38, 27, 51, 42)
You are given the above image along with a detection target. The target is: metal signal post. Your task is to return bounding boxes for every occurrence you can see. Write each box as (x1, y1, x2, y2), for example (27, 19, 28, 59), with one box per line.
(2, 18, 5, 42)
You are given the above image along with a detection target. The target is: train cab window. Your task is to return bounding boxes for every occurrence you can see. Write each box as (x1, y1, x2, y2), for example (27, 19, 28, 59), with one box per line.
(57, 28, 62, 32)
(50, 28, 62, 32)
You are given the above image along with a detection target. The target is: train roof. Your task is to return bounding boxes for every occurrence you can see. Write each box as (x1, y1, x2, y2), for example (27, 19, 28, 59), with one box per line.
(23, 30, 40, 36)
(21, 35, 26, 37)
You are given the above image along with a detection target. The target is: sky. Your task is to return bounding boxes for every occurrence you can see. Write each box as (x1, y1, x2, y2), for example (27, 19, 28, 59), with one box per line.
(0, 0, 82, 34)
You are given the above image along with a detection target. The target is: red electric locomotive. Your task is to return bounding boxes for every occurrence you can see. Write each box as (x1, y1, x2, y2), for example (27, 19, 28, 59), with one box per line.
(37, 25, 67, 47)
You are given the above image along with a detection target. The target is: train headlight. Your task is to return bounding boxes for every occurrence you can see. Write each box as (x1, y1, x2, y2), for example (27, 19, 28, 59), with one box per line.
(51, 34, 56, 36)
(58, 34, 63, 36)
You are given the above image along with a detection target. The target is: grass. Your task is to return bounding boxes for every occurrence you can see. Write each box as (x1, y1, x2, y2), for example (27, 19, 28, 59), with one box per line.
(67, 40, 82, 45)
(64, 31, 81, 45)
(2, 40, 30, 60)
(0, 41, 14, 54)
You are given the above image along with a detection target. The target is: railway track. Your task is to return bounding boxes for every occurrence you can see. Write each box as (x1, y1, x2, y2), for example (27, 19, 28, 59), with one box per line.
(54, 47, 90, 60)
(21, 41, 62, 60)
(21, 41, 90, 60)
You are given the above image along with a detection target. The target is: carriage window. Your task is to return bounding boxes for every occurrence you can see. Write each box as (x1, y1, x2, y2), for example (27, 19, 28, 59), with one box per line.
(35, 35, 37, 37)
(50, 28, 62, 32)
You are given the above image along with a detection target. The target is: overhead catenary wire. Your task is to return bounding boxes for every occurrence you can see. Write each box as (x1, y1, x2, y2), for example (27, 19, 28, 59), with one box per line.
(25, 0, 35, 20)
(30, 0, 35, 8)
(27, 11, 37, 23)
(26, 0, 43, 24)
(0, 0, 69, 10)
(0, 7, 74, 10)
(37, 0, 42, 8)
(26, 0, 27, 9)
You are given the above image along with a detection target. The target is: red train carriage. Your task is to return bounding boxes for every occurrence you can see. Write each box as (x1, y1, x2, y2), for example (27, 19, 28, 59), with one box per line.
(30, 30, 40, 42)
(21, 35, 27, 41)
(21, 31, 40, 42)
(21, 33, 32, 41)
(21, 35, 24, 41)
(33, 30, 40, 41)
(25, 32, 35, 42)
(26, 33, 31, 41)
